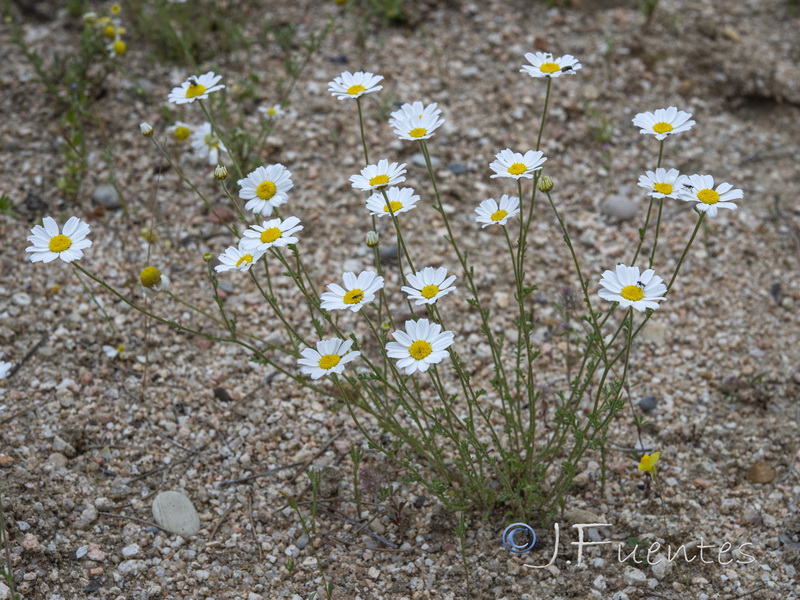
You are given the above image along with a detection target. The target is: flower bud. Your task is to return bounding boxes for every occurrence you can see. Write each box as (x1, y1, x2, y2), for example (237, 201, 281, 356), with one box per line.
(140, 122, 154, 137)
(365, 231, 379, 248)
(538, 175, 553, 193)
(203, 253, 213, 263)
(214, 165, 228, 180)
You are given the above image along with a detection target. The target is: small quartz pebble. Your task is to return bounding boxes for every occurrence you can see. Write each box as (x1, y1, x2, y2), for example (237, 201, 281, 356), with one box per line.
(152, 491, 201, 536)
(600, 194, 637, 221)
(122, 543, 140, 558)
(747, 461, 775, 484)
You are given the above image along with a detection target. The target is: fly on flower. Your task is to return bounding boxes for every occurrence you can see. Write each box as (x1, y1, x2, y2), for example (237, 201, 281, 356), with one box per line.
(679, 174, 742, 218)
(320, 271, 384, 312)
(168, 71, 225, 104)
(598, 264, 667, 312)
(350, 160, 407, 191)
(365, 187, 420, 217)
(297, 338, 361, 380)
(328, 71, 383, 100)
(474, 195, 521, 228)
(26, 216, 92, 264)
(520, 52, 582, 78)
(489, 149, 546, 179)
(237, 164, 294, 216)
(632, 107, 695, 140)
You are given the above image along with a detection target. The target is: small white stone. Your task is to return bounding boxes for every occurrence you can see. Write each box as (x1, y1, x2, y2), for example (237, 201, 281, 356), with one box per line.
(117, 559, 144, 575)
(76, 545, 89, 559)
(368, 566, 381, 579)
(623, 566, 647, 585)
(152, 491, 200, 536)
(122, 543, 140, 558)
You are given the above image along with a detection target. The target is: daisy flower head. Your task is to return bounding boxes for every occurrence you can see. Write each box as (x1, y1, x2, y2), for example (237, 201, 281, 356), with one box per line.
(108, 38, 127, 58)
(521, 52, 582, 78)
(0, 361, 12, 380)
(638, 452, 661, 473)
(240, 216, 303, 253)
(140, 265, 170, 296)
(637, 168, 687, 199)
(298, 338, 361, 380)
(350, 159, 406, 191)
(190, 122, 227, 165)
(320, 271, 384, 312)
(237, 164, 293, 216)
(385, 318, 455, 375)
(391, 112, 444, 141)
(215, 243, 265, 273)
(474, 195, 521, 228)
(168, 71, 225, 104)
(102, 344, 125, 359)
(328, 71, 383, 100)
(26, 216, 92, 263)
(389, 101, 441, 126)
(598, 264, 667, 312)
(632, 107, 695, 140)
(365, 187, 420, 217)
(169, 121, 193, 142)
(489, 148, 547, 179)
(680, 174, 742, 218)
(401, 267, 457, 306)
(258, 104, 284, 119)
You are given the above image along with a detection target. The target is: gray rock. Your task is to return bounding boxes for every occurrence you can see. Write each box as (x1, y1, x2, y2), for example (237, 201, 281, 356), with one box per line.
(117, 559, 145, 575)
(92, 184, 121, 209)
(379, 244, 398, 262)
(152, 491, 200, 536)
(12, 292, 31, 306)
(638, 395, 658, 412)
(122, 543, 140, 558)
(296, 534, 309, 549)
(76, 505, 98, 529)
(600, 195, 637, 221)
(446, 163, 468, 175)
(622, 566, 647, 586)
(411, 153, 440, 169)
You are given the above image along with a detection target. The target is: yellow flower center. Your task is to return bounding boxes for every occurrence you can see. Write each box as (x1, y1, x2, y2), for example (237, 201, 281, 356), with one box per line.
(49, 234, 72, 253)
(186, 82, 207, 99)
(409, 128, 427, 138)
(256, 181, 277, 200)
(652, 122, 673, 134)
(491, 209, 508, 222)
(347, 84, 366, 95)
(344, 289, 365, 305)
(508, 162, 527, 176)
(204, 133, 219, 148)
(697, 189, 720, 205)
(267, 107, 277, 115)
(174, 126, 191, 141)
(111, 4, 121, 14)
(653, 182, 673, 195)
(103, 24, 116, 38)
(259, 227, 281, 243)
(113, 40, 127, 56)
(409, 340, 432, 360)
(369, 174, 389, 187)
(139, 266, 162, 288)
(420, 285, 440, 299)
(383, 201, 403, 213)
(621, 284, 644, 302)
(235, 253, 254, 268)
(539, 62, 560, 74)
(318, 354, 341, 370)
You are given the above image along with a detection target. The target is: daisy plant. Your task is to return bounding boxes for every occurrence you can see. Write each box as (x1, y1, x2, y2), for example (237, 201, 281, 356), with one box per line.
(27, 45, 743, 529)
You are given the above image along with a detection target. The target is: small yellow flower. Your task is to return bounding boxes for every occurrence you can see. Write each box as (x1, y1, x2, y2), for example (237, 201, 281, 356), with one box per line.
(638, 452, 661, 473)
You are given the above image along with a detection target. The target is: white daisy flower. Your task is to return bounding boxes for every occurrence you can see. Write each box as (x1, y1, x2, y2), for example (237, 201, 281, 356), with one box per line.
(474, 195, 521, 228)
(139, 266, 170, 296)
(190, 122, 227, 165)
(26, 216, 92, 263)
(102, 344, 125, 359)
(637, 168, 687, 199)
(169, 121, 193, 142)
(107, 38, 126, 58)
(598, 264, 667, 312)
(350, 159, 407, 191)
(680, 174, 742, 218)
(215, 244, 265, 273)
(391, 111, 444, 141)
(258, 104, 284, 119)
(297, 338, 361, 380)
(328, 71, 383, 100)
(632, 107, 695, 140)
(237, 164, 293, 216)
(320, 271, 384, 312)
(240, 216, 303, 253)
(168, 71, 225, 104)
(489, 148, 547, 179)
(401, 267, 457, 306)
(385, 318, 454, 375)
(0, 361, 12, 379)
(365, 187, 420, 217)
(389, 101, 441, 126)
(521, 52, 582, 78)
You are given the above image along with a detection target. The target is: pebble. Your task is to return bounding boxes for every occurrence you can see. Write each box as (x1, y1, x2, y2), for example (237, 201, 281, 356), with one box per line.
(379, 244, 398, 262)
(76, 545, 89, 559)
(116, 559, 145, 575)
(88, 548, 106, 561)
(446, 163, 468, 175)
(47, 452, 68, 468)
(76, 505, 99, 529)
(12, 292, 31, 306)
(747, 460, 775, 484)
(92, 184, 121, 209)
(0, 582, 10, 600)
(122, 543, 141, 558)
(600, 194, 637, 221)
(152, 491, 201, 536)
(295, 534, 309, 550)
(622, 566, 647, 585)
(638, 395, 658, 412)
(22, 533, 40, 552)
(411, 153, 440, 168)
